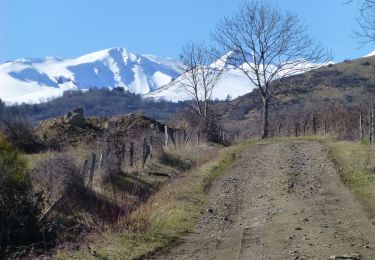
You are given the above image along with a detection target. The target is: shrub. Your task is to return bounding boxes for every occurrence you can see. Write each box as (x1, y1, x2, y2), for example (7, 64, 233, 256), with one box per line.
(2, 115, 43, 153)
(0, 134, 42, 257)
(33, 153, 84, 205)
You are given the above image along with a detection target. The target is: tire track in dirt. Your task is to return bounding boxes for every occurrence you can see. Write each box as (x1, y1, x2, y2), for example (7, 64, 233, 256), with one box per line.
(151, 141, 375, 260)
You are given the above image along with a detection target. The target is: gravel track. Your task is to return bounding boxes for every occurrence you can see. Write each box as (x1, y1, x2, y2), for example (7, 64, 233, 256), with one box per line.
(152, 141, 375, 260)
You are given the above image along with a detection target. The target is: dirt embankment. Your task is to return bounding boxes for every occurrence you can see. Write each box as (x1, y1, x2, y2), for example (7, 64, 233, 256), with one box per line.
(153, 141, 375, 260)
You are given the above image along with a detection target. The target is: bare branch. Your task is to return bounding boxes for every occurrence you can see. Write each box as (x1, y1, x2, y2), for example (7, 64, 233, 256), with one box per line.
(175, 41, 223, 119)
(212, 0, 330, 138)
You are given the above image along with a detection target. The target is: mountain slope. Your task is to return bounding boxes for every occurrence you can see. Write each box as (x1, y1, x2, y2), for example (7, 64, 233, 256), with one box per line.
(0, 48, 180, 103)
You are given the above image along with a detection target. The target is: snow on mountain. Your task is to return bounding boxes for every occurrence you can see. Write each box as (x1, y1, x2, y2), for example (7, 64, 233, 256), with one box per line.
(0, 48, 181, 104)
(145, 68, 251, 102)
(145, 56, 327, 102)
(364, 50, 375, 57)
(0, 47, 325, 104)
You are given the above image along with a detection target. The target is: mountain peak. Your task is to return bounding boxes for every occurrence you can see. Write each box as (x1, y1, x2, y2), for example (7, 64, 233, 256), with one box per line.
(0, 47, 180, 104)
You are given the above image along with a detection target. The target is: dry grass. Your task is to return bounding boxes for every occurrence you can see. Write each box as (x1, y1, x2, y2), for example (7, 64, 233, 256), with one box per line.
(323, 140, 375, 220)
(268, 135, 375, 222)
(55, 142, 250, 259)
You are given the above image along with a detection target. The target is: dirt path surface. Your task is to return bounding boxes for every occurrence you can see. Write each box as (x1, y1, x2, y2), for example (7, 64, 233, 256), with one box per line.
(152, 141, 375, 260)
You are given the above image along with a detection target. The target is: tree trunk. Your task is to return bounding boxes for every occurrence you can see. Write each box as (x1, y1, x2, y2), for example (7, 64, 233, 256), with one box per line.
(261, 98, 270, 139)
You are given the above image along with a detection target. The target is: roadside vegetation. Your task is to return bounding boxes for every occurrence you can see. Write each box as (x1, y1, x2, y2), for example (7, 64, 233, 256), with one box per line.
(324, 139, 375, 220)
(56, 142, 250, 259)
(267, 135, 375, 224)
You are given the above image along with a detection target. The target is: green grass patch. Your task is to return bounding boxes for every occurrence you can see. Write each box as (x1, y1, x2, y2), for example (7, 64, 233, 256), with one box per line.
(323, 140, 375, 220)
(267, 135, 375, 221)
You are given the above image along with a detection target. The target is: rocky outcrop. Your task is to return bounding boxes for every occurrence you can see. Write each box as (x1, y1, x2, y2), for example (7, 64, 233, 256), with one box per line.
(63, 108, 86, 127)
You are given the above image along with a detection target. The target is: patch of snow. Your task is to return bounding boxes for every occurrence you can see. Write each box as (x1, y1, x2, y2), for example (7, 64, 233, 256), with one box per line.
(364, 50, 375, 57)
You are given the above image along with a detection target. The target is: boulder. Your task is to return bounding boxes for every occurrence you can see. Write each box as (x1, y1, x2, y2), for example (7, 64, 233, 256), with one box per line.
(64, 108, 86, 127)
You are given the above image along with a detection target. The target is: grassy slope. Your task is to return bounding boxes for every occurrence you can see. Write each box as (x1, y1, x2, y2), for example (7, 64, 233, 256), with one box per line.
(56, 141, 253, 260)
(214, 55, 375, 136)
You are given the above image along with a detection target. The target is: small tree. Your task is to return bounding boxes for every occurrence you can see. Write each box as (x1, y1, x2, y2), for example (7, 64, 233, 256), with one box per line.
(0, 134, 42, 257)
(177, 41, 223, 121)
(213, 1, 329, 138)
(2, 115, 43, 153)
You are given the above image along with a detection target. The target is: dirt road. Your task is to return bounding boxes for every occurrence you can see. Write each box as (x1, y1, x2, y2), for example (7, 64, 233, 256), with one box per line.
(152, 141, 375, 260)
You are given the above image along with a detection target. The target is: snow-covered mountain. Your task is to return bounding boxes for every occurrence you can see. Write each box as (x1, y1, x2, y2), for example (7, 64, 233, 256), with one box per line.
(145, 69, 251, 101)
(146, 53, 327, 102)
(0, 48, 181, 103)
(1, 47, 322, 104)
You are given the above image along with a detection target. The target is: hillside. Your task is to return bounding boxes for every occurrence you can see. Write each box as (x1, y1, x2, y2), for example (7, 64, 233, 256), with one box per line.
(0, 89, 186, 124)
(214, 54, 375, 138)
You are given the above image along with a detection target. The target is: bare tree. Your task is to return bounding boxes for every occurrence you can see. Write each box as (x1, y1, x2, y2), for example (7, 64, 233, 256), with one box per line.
(212, 1, 330, 139)
(177, 42, 223, 120)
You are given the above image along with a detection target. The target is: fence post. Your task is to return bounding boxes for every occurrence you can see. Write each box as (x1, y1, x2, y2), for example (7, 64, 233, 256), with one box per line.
(294, 122, 299, 137)
(149, 135, 153, 159)
(130, 142, 134, 167)
(177, 130, 181, 148)
(164, 125, 169, 147)
(324, 120, 328, 134)
(368, 109, 374, 144)
(170, 130, 177, 149)
(87, 153, 96, 189)
(183, 129, 187, 144)
(312, 115, 317, 135)
(359, 114, 363, 141)
(81, 159, 89, 178)
(142, 138, 151, 167)
(98, 152, 103, 172)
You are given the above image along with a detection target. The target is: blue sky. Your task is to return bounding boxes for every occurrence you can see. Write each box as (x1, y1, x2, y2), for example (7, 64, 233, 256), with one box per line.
(1, 0, 373, 63)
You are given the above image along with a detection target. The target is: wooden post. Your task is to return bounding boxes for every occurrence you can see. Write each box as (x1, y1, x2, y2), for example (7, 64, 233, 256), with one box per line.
(142, 138, 150, 167)
(98, 152, 103, 172)
(294, 122, 299, 137)
(303, 118, 308, 136)
(130, 142, 134, 167)
(197, 130, 201, 145)
(87, 153, 96, 189)
(324, 120, 328, 134)
(278, 123, 282, 136)
(177, 130, 181, 148)
(360, 114, 363, 141)
(81, 159, 89, 178)
(121, 143, 126, 165)
(183, 129, 187, 144)
(170, 130, 177, 149)
(164, 125, 169, 147)
(369, 109, 374, 144)
(312, 115, 317, 135)
(149, 135, 153, 159)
